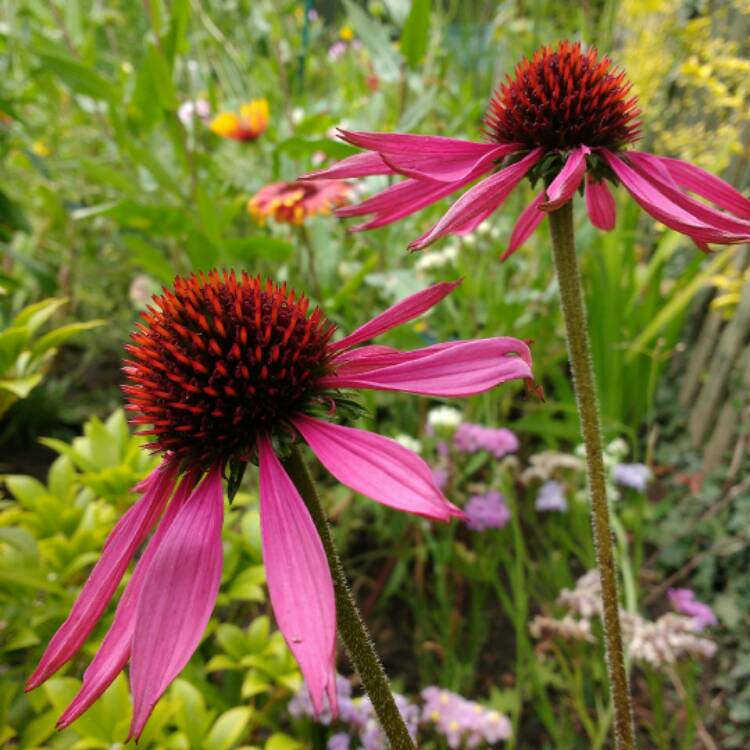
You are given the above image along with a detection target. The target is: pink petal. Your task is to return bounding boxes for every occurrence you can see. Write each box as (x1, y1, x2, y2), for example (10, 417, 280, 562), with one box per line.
(336, 169, 490, 234)
(540, 146, 590, 210)
(293, 416, 463, 521)
(322, 338, 532, 397)
(501, 191, 546, 260)
(657, 154, 750, 218)
(26, 459, 179, 691)
(585, 175, 617, 230)
(602, 151, 748, 244)
(408, 149, 543, 250)
(129, 465, 224, 740)
(302, 151, 394, 180)
(339, 129, 521, 182)
(331, 280, 461, 351)
(56, 471, 199, 730)
(627, 151, 750, 235)
(257, 436, 337, 717)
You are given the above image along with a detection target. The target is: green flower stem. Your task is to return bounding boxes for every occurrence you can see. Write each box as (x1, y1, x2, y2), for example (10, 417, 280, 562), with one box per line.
(548, 201, 636, 750)
(282, 444, 416, 750)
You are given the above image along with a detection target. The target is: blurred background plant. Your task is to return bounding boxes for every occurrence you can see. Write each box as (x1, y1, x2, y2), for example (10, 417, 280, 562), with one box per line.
(1, 0, 748, 747)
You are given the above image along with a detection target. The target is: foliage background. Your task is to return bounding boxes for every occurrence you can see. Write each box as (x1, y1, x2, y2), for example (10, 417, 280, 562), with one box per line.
(1, 0, 749, 747)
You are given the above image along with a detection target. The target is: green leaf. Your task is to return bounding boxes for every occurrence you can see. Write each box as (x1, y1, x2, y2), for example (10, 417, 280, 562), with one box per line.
(12, 297, 68, 333)
(204, 707, 252, 750)
(343, 0, 401, 82)
(265, 733, 303, 750)
(401, 0, 430, 68)
(172, 679, 210, 748)
(0, 527, 38, 557)
(37, 53, 114, 102)
(0, 326, 29, 373)
(122, 235, 175, 284)
(224, 237, 294, 263)
(29, 320, 103, 359)
(216, 624, 249, 659)
(146, 42, 178, 110)
(0, 374, 43, 399)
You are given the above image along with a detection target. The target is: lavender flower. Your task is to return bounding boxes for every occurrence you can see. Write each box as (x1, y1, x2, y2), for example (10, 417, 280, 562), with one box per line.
(534, 480, 568, 512)
(668, 588, 718, 630)
(421, 687, 512, 748)
(177, 99, 211, 126)
(328, 733, 350, 750)
(431, 466, 449, 491)
(328, 41, 347, 61)
(465, 490, 510, 531)
(612, 462, 651, 492)
(453, 423, 519, 458)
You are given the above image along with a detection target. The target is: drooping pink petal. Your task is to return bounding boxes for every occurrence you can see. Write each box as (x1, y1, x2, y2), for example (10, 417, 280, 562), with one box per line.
(501, 191, 546, 260)
(331, 280, 461, 351)
(339, 129, 521, 182)
(585, 175, 617, 230)
(408, 149, 543, 249)
(602, 151, 749, 244)
(322, 338, 532, 397)
(540, 146, 590, 210)
(26, 459, 179, 691)
(128, 465, 224, 741)
(656, 154, 750, 218)
(56, 471, 199, 730)
(257, 436, 337, 717)
(293, 416, 463, 521)
(336, 167, 490, 233)
(627, 151, 750, 235)
(302, 151, 394, 180)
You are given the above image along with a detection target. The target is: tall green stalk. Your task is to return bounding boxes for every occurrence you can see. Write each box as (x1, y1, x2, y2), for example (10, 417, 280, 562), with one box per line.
(282, 445, 416, 750)
(548, 201, 636, 750)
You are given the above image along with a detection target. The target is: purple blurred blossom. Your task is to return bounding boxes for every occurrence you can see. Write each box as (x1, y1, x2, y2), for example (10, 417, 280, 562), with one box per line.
(465, 490, 510, 531)
(453, 423, 519, 458)
(178, 99, 210, 126)
(421, 687, 512, 747)
(328, 41, 347, 61)
(613, 462, 651, 492)
(327, 733, 350, 750)
(668, 588, 718, 630)
(535, 480, 568, 512)
(431, 466, 449, 491)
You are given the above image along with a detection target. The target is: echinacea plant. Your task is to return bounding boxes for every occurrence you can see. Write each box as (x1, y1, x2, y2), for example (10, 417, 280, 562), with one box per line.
(248, 179, 350, 225)
(306, 40, 750, 750)
(26, 270, 533, 746)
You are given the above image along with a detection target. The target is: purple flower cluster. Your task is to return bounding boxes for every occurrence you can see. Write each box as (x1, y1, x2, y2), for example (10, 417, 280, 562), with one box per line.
(534, 480, 568, 512)
(668, 588, 718, 631)
(613, 462, 651, 492)
(421, 687, 512, 748)
(289, 677, 511, 748)
(465, 490, 510, 531)
(453, 423, 519, 458)
(290, 676, 418, 749)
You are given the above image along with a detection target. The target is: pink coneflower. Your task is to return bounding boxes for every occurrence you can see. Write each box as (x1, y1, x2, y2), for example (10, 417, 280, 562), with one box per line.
(26, 270, 533, 738)
(305, 41, 750, 257)
(248, 179, 350, 225)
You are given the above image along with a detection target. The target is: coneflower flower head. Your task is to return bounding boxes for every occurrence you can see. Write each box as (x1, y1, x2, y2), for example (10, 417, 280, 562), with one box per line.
(485, 41, 640, 151)
(124, 273, 336, 471)
(28, 270, 534, 740)
(305, 40, 750, 257)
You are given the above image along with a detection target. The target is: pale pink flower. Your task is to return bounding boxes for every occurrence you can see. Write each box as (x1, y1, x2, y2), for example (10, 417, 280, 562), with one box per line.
(27, 270, 533, 739)
(304, 41, 750, 258)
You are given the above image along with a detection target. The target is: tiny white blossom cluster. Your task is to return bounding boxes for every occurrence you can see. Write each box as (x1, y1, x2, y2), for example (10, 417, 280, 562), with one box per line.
(530, 571, 717, 670)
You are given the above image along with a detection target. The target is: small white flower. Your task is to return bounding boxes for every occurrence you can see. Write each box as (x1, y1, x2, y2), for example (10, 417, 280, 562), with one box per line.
(394, 434, 422, 454)
(427, 405, 462, 430)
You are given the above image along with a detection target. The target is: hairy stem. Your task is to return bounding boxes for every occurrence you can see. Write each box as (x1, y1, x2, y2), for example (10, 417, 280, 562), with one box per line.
(548, 201, 636, 750)
(282, 445, 416, 750)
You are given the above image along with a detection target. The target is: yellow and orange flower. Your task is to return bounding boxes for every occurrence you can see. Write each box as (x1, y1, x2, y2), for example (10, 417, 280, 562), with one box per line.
(248, 179, 350, 225)
(210, 99, 269, 141)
